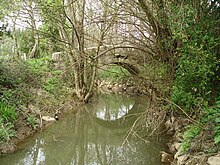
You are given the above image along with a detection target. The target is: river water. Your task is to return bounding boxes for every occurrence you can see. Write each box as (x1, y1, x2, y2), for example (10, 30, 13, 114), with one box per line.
(0, 94, 169, 165)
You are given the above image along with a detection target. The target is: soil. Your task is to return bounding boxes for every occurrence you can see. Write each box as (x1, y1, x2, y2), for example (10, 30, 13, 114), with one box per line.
(0, 99, 81, 155)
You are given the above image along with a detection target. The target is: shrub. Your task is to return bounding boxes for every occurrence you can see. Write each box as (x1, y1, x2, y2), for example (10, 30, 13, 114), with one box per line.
(43, 71, 68, 95)
(171, 35, 219, 111)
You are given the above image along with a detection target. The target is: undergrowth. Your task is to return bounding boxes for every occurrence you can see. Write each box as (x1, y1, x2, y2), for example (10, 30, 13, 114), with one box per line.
(0, 101, 17, 143)
(0, 58, 71, 144)
(181, 97, 220, 152)
(203, 98, 220, 146)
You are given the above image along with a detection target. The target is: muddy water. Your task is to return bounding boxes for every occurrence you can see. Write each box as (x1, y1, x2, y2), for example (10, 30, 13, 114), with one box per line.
(0, 94, 169, 165)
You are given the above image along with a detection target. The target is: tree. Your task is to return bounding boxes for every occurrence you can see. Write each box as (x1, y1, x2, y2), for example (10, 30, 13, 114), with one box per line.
(22, 0, 40, 58)
(115, 0, 178, 78)
(37, 0, 120, 102)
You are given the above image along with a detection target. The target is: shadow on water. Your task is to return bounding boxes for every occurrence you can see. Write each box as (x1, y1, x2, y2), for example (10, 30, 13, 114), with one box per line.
(0, 94, 169, 165)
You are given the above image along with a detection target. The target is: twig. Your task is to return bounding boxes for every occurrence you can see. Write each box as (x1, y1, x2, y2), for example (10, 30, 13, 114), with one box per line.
(148, 112, 166, 136)
(158, 97, 202, 126)
(133, 131, 149, 143)
(122, 112, 145, 145)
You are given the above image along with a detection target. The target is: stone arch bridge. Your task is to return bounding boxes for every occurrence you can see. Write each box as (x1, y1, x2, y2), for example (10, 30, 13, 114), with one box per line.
(86, 45, 144, 76)
(52, 45, 145, 76)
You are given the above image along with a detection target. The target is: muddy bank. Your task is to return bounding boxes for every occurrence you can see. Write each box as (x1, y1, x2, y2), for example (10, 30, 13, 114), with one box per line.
(1, 81, 141, 155)
(0, 96, 80, 155)
(98, 80, 150, 95)
(163, 114, 220, 165)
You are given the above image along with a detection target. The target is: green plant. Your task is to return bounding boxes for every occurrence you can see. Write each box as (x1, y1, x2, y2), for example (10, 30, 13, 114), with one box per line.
(182, 124, 201, 151)
(43, 69, 71, 98)
(214, 117, 220, 144)
(0, 101, 17, 123)
(203, 99, 220, 145)
(170, 1, 220, 111)
(27, 58, 50, 75)
(171, 41, 217, 110)
(43, 76, 60, 93)
(143, 62, 168, 79)
(0, 119, 16, 143)
(17, 29, 35, 55)
(182, 98, 220, 152)
(0, 58, 58, 107)
(27, 115, 38, 130)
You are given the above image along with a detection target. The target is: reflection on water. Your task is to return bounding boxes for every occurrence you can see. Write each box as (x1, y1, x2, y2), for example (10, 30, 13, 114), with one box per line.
(0, 94, 168, 165)
(94, 94, 134, 120)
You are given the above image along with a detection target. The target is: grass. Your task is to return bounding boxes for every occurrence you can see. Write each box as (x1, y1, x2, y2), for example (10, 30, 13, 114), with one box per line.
(0, 101, 17, 143)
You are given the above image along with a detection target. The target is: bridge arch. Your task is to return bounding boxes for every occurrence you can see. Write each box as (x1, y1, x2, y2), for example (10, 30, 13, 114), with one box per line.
(112, 62, 140, 75)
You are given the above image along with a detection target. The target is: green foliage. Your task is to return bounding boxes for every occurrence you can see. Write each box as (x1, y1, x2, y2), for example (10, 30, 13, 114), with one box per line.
(182, 98, 220, 152)
(171, 2, 220, 111)
(0, 101, 17, 143)
(0, 101, 17, 123)
(26, 58, 50, 75)
(0, 62, 17, 87)
(0, 59, 43, 88)
(27, 115, 37, 130)
(172, 39, 218, 110)
(0, 89, 24, 107)
(43, 76, 60, 93)
(143, 62, 170, 95)
(0, 119, 16, 143)
(0, 57, 68, 108)
(17, 23, 58, 58)
(17, 29, 35, 55)
(0, 36, 15, 58)
(37, 0, 63, 55)
(143, 62, 168, 79)
(99, 66, 130, 82)
(182, 124, 201, 151)
(43, 69, 70, 98)
(0, 0, 18, 21)
(214, 122, 220, 144)
(38, 22, 60, 53)
(203, 99, 220, 145)
(0, 60, 44, 106)
(0, 22, 11, 38)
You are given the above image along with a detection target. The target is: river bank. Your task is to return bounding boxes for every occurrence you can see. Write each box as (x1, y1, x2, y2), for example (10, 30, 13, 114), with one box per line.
(163, 114, 220, 165)
(0, 93, 169, 165)
(99, 81, 220, 165)
(0, 89, 80, 155)
(1, 82, 219, 165)
(0, 81, 144, 155)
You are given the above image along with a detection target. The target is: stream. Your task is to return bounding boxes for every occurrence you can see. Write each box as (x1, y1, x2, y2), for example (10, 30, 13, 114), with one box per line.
(0, 94, 169, 165)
